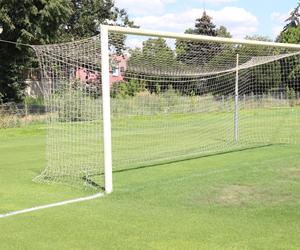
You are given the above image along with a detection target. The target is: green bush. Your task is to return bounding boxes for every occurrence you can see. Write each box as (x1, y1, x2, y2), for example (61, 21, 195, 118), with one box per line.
(52, 87, 101, 122)
(24, 96, 44, 106)
(111, 80, 146, 98)
(286, 86, 296, 107)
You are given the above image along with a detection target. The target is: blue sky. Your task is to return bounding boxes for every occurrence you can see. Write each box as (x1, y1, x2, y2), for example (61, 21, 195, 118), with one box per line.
(115, 0, 297, 40)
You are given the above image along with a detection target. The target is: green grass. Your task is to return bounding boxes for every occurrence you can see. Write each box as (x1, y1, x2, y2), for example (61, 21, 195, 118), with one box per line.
(1, 111, 300, 249)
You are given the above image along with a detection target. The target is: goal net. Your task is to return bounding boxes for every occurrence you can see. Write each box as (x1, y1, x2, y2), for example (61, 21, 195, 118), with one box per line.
(33, 26, 300, 191)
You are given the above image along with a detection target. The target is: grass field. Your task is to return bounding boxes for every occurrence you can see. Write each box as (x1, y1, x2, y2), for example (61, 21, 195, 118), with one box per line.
(1, 108, 300, 249)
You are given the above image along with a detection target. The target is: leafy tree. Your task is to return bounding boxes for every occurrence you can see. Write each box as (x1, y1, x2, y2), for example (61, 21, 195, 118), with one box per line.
(240, 35, 282, 94)
(276, 2, 300, 94)
(204, 35, 282, 97)
(111, 79, 145, 98)
(0, 0, 72, 102)
(0, 0, 72, 44)
(217, 26, 232, 38)
(277, 26, 300, 44)
(127, 38, 179, 93)
(245, 35, 272, 42)
(65, 0, 137, 54)
(129, 38, 177, 71)
(0, 0, 135, 102)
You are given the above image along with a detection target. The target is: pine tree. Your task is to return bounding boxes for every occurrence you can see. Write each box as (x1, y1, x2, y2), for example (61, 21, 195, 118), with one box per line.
(194, 11, 217, 36)
(283, 3, 300, 32)
(176, 11, 219, 66)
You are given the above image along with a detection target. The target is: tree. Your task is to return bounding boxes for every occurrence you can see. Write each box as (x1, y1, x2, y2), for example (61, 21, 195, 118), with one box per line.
(217, 26, 232, 38)
(0, 0, 72, 102)
(0, 0, 72, 45)
(277, 1, 300, 42)
(176, 11, 219, 66)
(127, 38, 178, 93)
(203, 34, 282, 97)
(277, 28, 300, 93)
(276, 2, 300, 93)
(129, 38, 176, 68)
(283, 3, 300, 32)
(245, 35, 272, 42)
(65, 0, 136, 39)
(241, 35, 281, 94)
(194, 11, 217, 36)
(0, 0, 135, 102)
(277, 27, 300, 44)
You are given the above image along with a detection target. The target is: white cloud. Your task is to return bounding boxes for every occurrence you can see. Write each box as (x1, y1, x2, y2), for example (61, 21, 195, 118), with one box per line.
(204, 0, 237, 4)
(270, 10, 290, 37)
(272, 25, 283, 37)
(270, 12, 288, 22)
(126, 36, 144, 48)
(115, 0, 176, 15)
(133, 7, 258, 38)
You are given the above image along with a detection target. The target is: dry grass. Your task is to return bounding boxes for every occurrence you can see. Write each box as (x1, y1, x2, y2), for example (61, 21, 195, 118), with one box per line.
(215, 184, 263, 205)
(0, 113, 47, 128)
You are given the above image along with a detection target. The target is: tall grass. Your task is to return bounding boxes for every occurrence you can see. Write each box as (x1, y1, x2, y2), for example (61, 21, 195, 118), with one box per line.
(2, 90, 299, 128)
(0, 102, 46, 128)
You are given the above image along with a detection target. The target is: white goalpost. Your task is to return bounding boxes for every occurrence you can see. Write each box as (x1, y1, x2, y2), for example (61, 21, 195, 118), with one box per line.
(101, 25, 113, 194)
(2, 25, 300, 218)
(32, 25, 300, 193)
(98, 25, 300, 192)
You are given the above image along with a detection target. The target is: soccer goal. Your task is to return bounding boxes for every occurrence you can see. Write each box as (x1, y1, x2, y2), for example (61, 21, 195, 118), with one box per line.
(32, 25, 300, 194)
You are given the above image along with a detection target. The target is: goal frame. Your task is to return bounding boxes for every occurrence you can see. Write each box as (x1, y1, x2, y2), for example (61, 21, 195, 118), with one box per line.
(100, 24, 300, 194)
(3, 25, 300, 219)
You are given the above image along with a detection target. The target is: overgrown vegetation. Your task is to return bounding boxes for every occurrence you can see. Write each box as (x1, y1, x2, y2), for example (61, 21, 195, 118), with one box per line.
(52, 88, 101, 122)
(0, 101, 46, 128)
(111, 80, 146, 98)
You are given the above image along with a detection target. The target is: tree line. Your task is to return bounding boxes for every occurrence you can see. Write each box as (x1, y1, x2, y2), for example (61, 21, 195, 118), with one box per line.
(1, 1, 300, 102)
(125, 8, 300, 97)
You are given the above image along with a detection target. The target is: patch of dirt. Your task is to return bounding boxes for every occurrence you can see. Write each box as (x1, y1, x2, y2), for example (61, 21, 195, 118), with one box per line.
(288, 169, 300, 177)
(280, 167, 300, 178)
(214, 184, 296, 207)
(215, 184, 264, 206)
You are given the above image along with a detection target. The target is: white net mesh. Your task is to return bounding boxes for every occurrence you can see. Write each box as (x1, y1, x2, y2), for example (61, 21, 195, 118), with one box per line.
(33, 36, 103, 189)
(33, 28, 300, 189)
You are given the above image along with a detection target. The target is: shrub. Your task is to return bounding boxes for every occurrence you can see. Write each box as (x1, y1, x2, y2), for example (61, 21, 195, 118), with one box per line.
(111, 79, 146, 98)
(24, 96, 44, 106)
(52, 87, 101, 122)
(286, 86, 296, 107)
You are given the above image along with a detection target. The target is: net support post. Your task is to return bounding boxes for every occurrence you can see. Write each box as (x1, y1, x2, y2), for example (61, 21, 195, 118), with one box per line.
(101, 25, 113, 193)
(234, 54, 239, 143)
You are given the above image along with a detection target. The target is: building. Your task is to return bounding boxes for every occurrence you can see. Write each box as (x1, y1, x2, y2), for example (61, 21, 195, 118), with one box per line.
(75, 55, 128, 86)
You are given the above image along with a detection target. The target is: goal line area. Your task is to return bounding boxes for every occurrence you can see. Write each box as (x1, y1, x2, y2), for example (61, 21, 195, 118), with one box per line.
(1, 25, 300, 217)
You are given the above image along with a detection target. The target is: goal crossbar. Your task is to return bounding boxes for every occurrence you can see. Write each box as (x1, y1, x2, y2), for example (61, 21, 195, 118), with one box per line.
(104, 25, 300, 49)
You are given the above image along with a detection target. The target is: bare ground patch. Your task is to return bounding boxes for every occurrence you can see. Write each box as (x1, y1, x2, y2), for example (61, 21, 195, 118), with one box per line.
(278, 166, 300, 181)
(213, 183, 295, 206)
(285, 168, 300, 177)
(215, 184, 265, 205)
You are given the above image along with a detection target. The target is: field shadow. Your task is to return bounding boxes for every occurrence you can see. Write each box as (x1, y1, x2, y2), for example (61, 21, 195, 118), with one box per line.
(113, 143, 280, 174)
